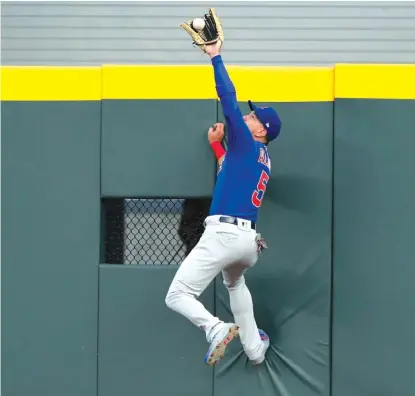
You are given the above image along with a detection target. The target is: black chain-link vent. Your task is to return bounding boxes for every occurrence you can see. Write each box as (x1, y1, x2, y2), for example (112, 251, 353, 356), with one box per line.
(102, 198, 211, 265)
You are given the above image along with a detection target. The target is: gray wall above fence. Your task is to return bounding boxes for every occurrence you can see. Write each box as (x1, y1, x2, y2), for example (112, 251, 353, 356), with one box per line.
(2, 1, 415, 65)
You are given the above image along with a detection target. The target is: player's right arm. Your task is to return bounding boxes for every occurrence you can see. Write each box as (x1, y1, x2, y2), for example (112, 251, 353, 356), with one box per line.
(208, 123, 226, 165)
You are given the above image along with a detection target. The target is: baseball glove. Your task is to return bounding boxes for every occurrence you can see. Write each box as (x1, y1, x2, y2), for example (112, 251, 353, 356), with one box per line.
(179, 8, 224, 54)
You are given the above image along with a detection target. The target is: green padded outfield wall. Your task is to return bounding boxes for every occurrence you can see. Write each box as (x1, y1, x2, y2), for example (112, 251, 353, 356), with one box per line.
(2, 63, 415, 396)
(332, 65, 415, 396)
(1, 67, 102, 396)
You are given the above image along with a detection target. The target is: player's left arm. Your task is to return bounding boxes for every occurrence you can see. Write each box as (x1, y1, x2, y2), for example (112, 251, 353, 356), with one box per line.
(206, 51, 254, 153)
(211, 57, 252, 146)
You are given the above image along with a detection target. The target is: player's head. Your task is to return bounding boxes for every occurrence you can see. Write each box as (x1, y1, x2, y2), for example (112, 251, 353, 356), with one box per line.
(243, 101, 281, 144)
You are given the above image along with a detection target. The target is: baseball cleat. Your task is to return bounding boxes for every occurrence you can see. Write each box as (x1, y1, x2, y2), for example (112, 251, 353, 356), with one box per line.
(204, 323, 239, 366)
(251, 329, 270, 365)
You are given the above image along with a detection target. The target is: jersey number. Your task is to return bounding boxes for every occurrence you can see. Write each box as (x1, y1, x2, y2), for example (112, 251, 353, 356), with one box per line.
(252, 171, 269, 208)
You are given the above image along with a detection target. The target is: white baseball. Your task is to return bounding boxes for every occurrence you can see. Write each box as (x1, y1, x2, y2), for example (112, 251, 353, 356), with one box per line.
(192, 18, 205, 30)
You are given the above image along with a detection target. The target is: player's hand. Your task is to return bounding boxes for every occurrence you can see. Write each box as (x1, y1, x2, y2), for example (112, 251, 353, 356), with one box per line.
(205, 40, 222, 58)
(208, 123, 225, 143)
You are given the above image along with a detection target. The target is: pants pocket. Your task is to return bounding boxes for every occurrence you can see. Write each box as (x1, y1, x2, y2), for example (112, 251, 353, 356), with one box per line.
(216, 231, 238, 246)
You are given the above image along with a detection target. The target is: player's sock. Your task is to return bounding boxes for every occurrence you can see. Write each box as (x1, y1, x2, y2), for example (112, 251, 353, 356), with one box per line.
(206, 321, 225, 343)
(251, 329, 270, 365)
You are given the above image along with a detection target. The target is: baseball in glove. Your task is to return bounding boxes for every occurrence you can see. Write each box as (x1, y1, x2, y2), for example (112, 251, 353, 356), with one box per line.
(179, 8, 224, 54)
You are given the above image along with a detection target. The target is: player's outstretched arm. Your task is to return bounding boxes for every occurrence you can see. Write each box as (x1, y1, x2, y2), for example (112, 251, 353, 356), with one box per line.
(205, 43, 242, 123)
(205, 44, 252, 150)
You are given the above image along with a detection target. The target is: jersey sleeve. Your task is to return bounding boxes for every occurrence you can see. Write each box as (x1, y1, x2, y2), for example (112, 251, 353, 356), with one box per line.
(211, 55, 254, 152)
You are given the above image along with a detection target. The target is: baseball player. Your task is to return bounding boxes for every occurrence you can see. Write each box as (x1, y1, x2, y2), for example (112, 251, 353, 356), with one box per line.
(165, 37, 281, 366)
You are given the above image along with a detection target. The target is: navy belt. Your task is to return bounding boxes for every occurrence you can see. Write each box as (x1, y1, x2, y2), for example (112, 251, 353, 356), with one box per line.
(219, 216, 256, 230)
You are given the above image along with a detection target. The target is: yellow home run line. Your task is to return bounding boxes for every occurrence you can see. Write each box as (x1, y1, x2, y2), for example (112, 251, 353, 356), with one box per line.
(1, 66, 102, 101)
(335, 64, 415, 100)
(1, 64, 414, 101)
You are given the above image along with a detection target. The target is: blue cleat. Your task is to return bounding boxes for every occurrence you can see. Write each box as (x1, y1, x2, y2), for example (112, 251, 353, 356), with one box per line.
(251, 329, 270, 365)
(204, 323, 239, 366)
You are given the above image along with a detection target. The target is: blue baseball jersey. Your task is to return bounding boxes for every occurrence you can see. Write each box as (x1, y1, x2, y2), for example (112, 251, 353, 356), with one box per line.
(209, 55, 271, 223)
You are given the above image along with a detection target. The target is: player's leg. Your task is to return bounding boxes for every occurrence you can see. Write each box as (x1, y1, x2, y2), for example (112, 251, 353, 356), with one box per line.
(222, 262, 269, 364)
(165, 225, 237, 348)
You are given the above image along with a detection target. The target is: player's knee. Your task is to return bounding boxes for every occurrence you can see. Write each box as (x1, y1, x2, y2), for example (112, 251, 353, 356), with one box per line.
(165, 288, 186, 310)
(165, 289, 176, 310)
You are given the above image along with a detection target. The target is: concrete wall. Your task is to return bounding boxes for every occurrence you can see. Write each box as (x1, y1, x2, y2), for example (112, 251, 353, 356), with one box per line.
(2, 1, 415, 65)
